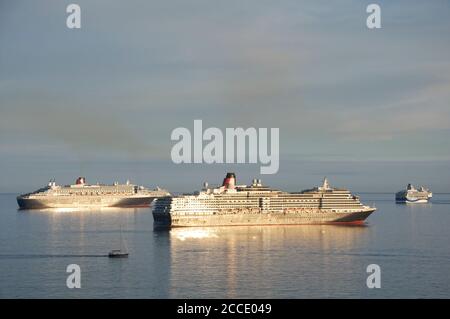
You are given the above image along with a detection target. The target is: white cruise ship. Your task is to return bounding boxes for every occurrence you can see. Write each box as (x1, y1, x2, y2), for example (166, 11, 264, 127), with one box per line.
(153, 173, 376, 228)
(396, 184, 432, 203)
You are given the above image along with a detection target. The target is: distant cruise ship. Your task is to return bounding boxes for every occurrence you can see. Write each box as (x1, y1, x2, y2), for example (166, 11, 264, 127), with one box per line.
(17, 177, 170, 209)
(153, 173, 376, 228)
(395, 184, 432, 203)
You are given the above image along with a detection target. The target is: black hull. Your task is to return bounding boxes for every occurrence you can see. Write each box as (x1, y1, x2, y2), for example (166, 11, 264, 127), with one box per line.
(17, 197, 49, 209)
(153, 209, 375, 229)
(17, 196, 155, 210)
(108, 254, 129, 258)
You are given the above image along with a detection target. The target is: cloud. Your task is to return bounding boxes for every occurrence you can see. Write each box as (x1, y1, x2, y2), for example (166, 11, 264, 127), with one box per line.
(334, 72, 450, 141)
(0, 90, 163, 160)
(1, 0, 450, 163)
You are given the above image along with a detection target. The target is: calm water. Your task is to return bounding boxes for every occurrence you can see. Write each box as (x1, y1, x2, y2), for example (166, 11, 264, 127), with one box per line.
(1, 193, 450, 298)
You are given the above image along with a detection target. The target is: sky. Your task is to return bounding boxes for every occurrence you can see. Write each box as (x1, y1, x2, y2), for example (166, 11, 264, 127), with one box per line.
(1, 0, 450, 193)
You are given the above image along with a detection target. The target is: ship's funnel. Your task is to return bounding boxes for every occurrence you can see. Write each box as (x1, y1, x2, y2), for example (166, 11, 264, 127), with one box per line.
(222, 173, 236, 189)
(76, 177, 86, 185)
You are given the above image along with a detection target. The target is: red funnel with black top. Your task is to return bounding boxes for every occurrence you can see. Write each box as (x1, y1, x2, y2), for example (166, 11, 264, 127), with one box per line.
(76, 177, 86, 185)
(222, 173, 236, 189)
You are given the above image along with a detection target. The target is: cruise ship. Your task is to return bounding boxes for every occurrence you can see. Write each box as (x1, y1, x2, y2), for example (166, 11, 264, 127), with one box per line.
(17, 177, 170, 209)
(152, 173, 376, 228)
(395, 184, 432, 203)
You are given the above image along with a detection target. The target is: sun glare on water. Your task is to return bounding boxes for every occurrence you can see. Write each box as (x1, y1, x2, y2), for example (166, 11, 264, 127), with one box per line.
(172, 228, 219, 241)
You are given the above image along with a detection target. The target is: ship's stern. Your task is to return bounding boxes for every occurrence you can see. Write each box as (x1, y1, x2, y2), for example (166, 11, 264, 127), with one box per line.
(152, 212, 172, 229)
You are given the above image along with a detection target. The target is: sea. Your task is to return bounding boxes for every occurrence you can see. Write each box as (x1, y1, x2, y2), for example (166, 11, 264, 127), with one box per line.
(1, 192, 449, 298)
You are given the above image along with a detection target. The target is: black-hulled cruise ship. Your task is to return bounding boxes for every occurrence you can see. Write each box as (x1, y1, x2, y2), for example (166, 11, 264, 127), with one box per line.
(17, 177, 170, 209)
(152, 173, 376, 228)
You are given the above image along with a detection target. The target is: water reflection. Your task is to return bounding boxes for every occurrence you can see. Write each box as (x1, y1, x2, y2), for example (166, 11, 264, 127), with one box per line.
(15, 207, 152, 260)
(172, 228, 220, 241)
(168, 225, 370, 246)
(3, 193, 450, 297)
(165, 225, 371, 298)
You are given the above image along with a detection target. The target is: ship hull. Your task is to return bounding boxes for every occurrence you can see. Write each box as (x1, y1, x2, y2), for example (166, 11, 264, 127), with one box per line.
(153, 208, 375, 228)
(17, 195, 156, 209)
(396, 198, 429, 204)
